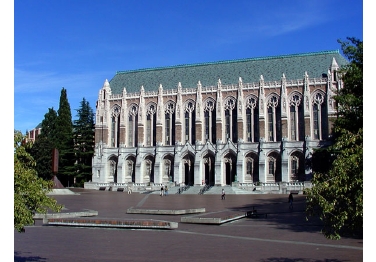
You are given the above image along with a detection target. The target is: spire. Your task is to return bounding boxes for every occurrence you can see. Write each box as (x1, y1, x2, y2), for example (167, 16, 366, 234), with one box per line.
(331, 57, 339, 71)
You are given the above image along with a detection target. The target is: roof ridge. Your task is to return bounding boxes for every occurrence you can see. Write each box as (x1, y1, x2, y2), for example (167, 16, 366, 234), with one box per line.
(115, 50, 340, 75)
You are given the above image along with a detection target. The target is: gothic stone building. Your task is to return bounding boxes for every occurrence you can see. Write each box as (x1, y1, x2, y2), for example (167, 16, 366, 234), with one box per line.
(88, 50, 348, 190)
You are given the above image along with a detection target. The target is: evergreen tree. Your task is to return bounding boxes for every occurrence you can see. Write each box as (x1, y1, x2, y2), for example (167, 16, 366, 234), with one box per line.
(29, 108, 58, 180)
(14, 130, 63, 232)
(305, 37, 363, 239)
(55, 87, 75, 187)
(73, 98, 95, 186)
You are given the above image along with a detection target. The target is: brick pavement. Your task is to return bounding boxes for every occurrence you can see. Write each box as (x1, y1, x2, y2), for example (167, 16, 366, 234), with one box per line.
(14, 188, 363, 262)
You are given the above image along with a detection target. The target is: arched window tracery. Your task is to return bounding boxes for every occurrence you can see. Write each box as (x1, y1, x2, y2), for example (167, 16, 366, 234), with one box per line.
(267, 95, 279, 142)
(164, 101, 175, 146)
(111, 105, 121, 147)
(128, 104, 138, 147)
(204, 98, 216, 143)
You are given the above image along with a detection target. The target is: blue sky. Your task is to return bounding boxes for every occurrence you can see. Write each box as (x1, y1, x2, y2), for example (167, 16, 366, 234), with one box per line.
(13, 0, 363, 134)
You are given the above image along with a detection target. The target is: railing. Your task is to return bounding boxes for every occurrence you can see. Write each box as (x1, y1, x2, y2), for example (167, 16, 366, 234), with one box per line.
(91, 181, 311, 194)
(177, 185, 190, 194)
(199, 185, 210, 195)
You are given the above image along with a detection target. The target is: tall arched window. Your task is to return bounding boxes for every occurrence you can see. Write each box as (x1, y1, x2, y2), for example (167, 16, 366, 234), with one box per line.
(164, 102, 175, 146)
(224, 97, 237, 142)
(267, 96, 279, 142)
(128, 105, 138, 147)
(204, 99, 216, 143)
(184, 100, 195, 144)
(246, 96, 258, 142)
(146, 103, 156, 146)
(312, 92, 325, 140)
(111, 105, 121, 147)
(289, 94, 302, 141)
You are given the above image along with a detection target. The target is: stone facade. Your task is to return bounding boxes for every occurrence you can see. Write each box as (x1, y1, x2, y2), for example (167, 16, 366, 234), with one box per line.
(89, 51, 347, 188)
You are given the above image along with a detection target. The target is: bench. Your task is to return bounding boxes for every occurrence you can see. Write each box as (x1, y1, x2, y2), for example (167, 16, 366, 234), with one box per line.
(99, 187, 106, 191)
(117, 188, 124, 192)
(245, 207, 268, 219)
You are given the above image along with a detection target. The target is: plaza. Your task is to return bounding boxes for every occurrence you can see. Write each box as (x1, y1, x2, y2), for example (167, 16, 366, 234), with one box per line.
(14, 188, 363, 261)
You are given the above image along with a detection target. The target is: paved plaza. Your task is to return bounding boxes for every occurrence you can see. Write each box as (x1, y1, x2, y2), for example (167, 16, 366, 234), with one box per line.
(14, 188, 363, 262)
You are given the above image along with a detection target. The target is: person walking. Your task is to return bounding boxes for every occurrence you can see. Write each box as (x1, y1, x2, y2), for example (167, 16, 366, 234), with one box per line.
(164, 185, 168, 196)
(288, 192, 293, 209)
(160, 186, 164, 196)
(127, 186, 132, 194)
(221, 188, 226, 200)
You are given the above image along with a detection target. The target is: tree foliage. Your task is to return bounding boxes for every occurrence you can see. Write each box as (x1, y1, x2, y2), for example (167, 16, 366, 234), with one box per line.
(73, 98, 95, 186)
(55, 87, 76, 186)
(14, 130, 63, 233)
(29, 108, 58, 180)
(305, 37, 363, 239)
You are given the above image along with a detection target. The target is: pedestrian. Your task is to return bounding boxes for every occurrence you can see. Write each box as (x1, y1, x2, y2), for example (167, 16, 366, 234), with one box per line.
(160, 186, 164, 196)
(288, 192, 293, 209)
(127, 186, 132, 194)
(164, 185, 168, 196)
(221, 188, 226, 200)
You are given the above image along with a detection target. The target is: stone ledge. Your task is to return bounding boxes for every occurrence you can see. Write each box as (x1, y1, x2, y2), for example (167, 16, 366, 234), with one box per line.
(33, 210, 98, 220)
(181, 212, 245, 224)
(126, 208, 205, 215)
(45, 218, 178, 229)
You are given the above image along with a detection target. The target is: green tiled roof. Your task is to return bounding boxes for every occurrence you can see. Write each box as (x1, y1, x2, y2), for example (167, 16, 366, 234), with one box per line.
(109, 50, 348, 94)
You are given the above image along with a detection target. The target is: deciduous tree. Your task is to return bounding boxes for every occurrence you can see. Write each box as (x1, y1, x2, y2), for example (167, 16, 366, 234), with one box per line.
(305, 37, 363, 239)
(14, 130, 62, 233)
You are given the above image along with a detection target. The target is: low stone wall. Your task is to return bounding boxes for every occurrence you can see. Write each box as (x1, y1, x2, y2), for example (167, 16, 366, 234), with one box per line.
(84, 181, 312, 194)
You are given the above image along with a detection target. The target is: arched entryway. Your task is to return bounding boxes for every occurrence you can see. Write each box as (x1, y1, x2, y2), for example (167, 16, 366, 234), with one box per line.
(143, 155, 155, 184)
(266, 151, 281, 182)
(125, 155, 136, 183)
(203, 153, 215, 186)
(290, 150, 305, 181)
(163, 154, 174, 183)
(224, 152, 236, 185)
(108, 155, 118, 183)
(183, 153, 194, 186)
(245, 152, 259, 183)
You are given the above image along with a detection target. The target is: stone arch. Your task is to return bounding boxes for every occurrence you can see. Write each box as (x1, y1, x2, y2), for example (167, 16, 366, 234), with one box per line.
(125, 155, 136, 183)
(245, 151, 259, 182)
(107, 154, 119, 183)
(289, 150, 305, 181)
(162, 153, 174, 183)
(223, 151, 237, 185)
(266, 151, 281, 182)
(143, 154, 155, 184)
(182, 151, 195, 186)
(202, 151, 215, 186)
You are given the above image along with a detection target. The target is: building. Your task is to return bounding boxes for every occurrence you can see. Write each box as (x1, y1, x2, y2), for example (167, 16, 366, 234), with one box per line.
(26, 123, 42, 143)
(86, 50, 348, 191)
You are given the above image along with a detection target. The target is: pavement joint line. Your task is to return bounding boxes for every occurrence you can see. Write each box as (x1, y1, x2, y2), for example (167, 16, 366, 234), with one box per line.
(136, 194, 150, 207)
(174, 230, 363, 251)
